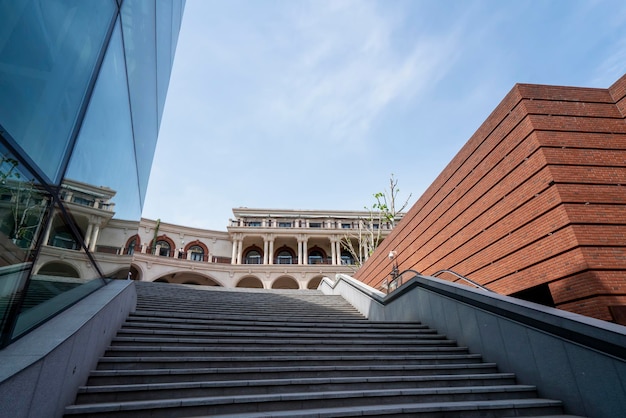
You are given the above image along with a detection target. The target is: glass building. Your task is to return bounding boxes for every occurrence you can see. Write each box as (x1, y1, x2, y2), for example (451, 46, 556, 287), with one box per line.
(0, 0, 185, 348)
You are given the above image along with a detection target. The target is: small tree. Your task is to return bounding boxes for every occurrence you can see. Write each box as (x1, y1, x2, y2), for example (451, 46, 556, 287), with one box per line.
(341, 174, 411, 268)
(0, 157, 47, 249)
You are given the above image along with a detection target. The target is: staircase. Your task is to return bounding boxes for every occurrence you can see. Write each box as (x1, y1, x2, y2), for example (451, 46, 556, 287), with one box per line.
(64, 281, 571, 417)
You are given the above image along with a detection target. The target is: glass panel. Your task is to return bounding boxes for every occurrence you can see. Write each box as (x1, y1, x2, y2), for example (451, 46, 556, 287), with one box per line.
(156, 0, 173, 128)
(0, 0, 116, 183)
(0, 143, 50, 342)
(121, 0, 158, 207)
(65, 19, 142, 222)
(13, 200, 107, 339)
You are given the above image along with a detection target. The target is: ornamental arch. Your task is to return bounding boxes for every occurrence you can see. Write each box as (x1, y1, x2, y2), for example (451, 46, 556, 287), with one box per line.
(184, 240, 209, 261)
(272, 276, 299, 289)
(236, 276, 264, 289)
(149, 234, 176, 257)
(307, 275, 325, 289)
(124, 235, 140, 255)
(37, 261, 80, 278)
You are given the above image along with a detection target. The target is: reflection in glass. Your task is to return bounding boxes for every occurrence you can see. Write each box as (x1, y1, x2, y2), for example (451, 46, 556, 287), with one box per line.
(16, 199, 107, 338)
(0, 144, 50, 343)
(0, 0, 116, 183)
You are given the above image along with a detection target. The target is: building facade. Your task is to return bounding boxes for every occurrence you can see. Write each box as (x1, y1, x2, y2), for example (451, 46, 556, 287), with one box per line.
(34, 207, 399, 290)
(0, 0, 185, 348)
(354, 74, 626, 325)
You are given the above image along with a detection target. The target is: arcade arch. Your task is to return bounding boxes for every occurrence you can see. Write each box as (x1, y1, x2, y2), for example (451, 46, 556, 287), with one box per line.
(272, 276, 299, 289)
(236, 276, 264, 289)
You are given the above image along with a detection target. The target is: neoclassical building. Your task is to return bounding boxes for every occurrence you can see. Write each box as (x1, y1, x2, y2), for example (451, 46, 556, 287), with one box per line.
(34, 202, 399, 290)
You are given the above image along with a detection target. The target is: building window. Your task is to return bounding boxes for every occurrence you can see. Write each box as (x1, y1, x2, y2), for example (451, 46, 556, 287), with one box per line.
(277, 250, 293, 264)
(189, 245, 204, 261)
(127, 238, 137, 255)
(278, 222, 291, 228)
(72, 196, 93, 207)
(51, 231, 79, 250)
(245, 249, 262, 264)
(341, 251, 354, 265)
(308, 250, 324, 264)
(309, 222, 322, 228)
(156, 240, 170, 257)
(341, 223, 351, 229)
(247, 221, 261, 227)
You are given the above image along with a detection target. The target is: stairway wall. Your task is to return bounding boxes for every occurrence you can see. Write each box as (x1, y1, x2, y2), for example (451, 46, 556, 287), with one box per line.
(321, 274, 626, 418)
(0, 280, 136, 418)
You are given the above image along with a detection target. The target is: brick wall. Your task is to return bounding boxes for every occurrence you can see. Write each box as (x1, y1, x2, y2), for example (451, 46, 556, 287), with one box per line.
(354, 75, 626, 323)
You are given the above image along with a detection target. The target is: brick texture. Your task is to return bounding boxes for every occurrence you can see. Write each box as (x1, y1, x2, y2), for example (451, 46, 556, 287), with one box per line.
(354, 76, 626, 324)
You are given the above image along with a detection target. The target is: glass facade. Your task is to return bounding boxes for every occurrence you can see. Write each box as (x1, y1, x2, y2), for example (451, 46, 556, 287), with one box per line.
(0, 0, 185, 348)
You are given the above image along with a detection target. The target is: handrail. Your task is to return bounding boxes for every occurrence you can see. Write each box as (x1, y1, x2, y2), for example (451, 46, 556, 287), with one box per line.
(386, 269, 420, 292)
(432, 269, 493, 292)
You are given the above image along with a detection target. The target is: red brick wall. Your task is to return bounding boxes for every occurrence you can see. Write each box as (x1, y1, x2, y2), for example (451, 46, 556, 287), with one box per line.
(354, 76, 626, 323)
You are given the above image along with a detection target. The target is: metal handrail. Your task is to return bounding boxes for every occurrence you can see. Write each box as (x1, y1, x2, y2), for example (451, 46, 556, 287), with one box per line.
(432, 269, 493, 292)
(387, 269, 421, 292)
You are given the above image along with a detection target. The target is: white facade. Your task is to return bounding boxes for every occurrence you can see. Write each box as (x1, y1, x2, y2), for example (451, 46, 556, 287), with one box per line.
(34, 197, 400, 289)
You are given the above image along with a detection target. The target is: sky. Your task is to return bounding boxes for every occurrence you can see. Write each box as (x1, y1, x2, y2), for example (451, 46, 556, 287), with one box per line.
(142, 0, 626, 231)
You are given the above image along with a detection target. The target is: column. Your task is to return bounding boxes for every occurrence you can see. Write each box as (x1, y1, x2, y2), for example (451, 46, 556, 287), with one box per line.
(336, 239, 343, 265)
(88, 224, 100, 252)
(269, 237, 274, 265)
(263, 237, 269, 264)
(297, 240, 302, 265)
(41, 215, 54, 247)
(231, 239, 237, 264)
(236, 240, 243, 264)
(330, 237, 337, 265)
(302, 238, 308, 265)
(84, 223, 94, 248)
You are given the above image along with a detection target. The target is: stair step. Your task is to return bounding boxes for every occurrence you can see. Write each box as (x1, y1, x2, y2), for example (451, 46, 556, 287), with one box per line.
(65, 385, 546, 417)
(64, 282, 569, 417)
(86, 363, 502, 385)
(209, 399, 565, 418)
(76, 373, 518, 403)
(96, 353, 484, 370)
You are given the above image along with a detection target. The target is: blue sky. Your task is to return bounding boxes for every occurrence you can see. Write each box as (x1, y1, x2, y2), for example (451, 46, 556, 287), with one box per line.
(142, 0, 626, 231)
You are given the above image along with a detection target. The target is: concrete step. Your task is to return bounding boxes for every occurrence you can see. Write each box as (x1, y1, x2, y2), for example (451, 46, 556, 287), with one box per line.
(86, 363, 503, 385)
(96, 353, 486, 370)
(75, 373, 518, 403)
(65, 385, 550, 417)
(124, 313, 426, 330)
(117, 322, 435, 336)
(64, 282, 570, 417)
(108, 335, 454, 347)
(103, 345, 469, 358)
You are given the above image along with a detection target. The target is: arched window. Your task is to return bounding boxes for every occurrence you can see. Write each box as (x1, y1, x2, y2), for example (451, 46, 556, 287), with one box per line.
(277, 250, 293, 264)
(189, 245, 204, 261)
(156, 240, 170, 257)
(127, 237, 137, 255)
(245, 250, 261, 264)
(308, 249, 324, 265)
(341, 250, 354, 265)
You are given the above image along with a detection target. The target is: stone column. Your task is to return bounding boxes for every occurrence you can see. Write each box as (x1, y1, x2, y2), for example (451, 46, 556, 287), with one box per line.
(89, 224, 100, 252)
(236, 239, 243, 265)
(231, 239, 237, 264)
(303, 237, 308, 265)
(297, 240, 302, 265)
(269, 237, 274, 265)
(263, 237, 269, 264)
(336, 239, 343, 265)
(330, 237, 337, 265)
(84, 223, 94, 248)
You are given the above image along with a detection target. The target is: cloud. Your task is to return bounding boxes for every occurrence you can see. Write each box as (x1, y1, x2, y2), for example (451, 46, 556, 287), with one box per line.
(234, 1, 463, 147)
